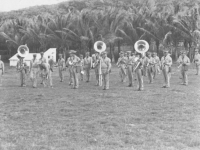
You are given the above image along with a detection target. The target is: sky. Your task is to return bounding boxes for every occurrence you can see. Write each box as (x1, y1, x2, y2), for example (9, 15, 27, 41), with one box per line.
(0, 0, 68, 12)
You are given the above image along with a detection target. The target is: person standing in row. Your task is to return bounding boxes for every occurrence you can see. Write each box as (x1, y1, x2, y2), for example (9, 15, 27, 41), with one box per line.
(142, 53, 148, 77)
(16, 55, 28, 87)
(93, 52, 102, 86)
(68, 50, 80, 89)
(66, 54, 73, 85)
(116, 51, 127, 82)
(40, 63, 53, 88)
(79, 54, 84, 81)
(0, 55, 4, 86)
(39, 52, 47, 84)
(83, 52, 92, 82)
(30, 54, 39, 88)
(101, 51, 111, 90)
(177, 50, 190, 85)
(126, 51, 134, 87)
(161, 49, 172, 88)
(134, 53, 144, 91)
(57, 54, 65, 82)
(193, 48, 200, 75)
(152, 52, 161, 79)
(146, 52, 154, 84)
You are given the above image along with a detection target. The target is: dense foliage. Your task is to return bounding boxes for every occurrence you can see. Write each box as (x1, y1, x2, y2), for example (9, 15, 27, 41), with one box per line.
(0, 0, 200, 61)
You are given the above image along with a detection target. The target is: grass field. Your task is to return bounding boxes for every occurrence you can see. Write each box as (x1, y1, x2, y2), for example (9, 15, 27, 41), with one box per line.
(0, 64, 200, 150)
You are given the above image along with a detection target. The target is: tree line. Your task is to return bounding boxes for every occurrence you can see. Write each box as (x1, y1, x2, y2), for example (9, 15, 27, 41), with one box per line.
(0, 0, 200, 62)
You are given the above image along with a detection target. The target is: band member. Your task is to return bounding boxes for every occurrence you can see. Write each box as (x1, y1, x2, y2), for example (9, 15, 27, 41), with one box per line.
(178, 51, 183, 79)
(40, 63, 53, 88)
(141, 53, 148, 77)
(161, 49, 172, 88)
(0, 55, 4, 86)
(79, 54, 84, 81)
(177, 50, 190, 85)
(193, 48, 200, 75)
(39, 52, 47, 84)
(101, 51, 111, 90)
(116, 51, 127, 82)
(93, 52, 102, 86)
(146, 52, 154, 84)
(126, 51, 134, 87)
(67, 50, 80, 89)
(152, 52, 161, 78)
(16, 55, 28, 87)
(48, 55, 54, 72)
(83, 52, 92, 82)
(30, 54, 39, 88)
(134, 53, 144, 91)
(66, 55, 73, 85)
(39, 52, 47, 63)
(124, 52, 128, 58)
(58, 54, 65, 82)
(48, 56, 54, 88)
(132, 53, 138, 81)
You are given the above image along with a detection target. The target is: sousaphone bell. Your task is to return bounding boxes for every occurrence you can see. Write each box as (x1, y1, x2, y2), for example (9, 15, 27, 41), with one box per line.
(17, 44, 29, 58)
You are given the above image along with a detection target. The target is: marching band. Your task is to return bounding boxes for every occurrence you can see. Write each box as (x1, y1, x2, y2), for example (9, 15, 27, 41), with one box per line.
(0, 40, 199, 90)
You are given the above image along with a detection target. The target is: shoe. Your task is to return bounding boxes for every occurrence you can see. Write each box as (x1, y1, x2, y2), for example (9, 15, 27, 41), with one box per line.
(165, 86, 170, 88)
(162, 85, 166, 88)
(128, 84, 132, 87)
(180, 83, 184, 85)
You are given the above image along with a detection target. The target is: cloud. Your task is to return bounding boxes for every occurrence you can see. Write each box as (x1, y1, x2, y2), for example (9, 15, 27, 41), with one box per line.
(0, 0, 67, 12)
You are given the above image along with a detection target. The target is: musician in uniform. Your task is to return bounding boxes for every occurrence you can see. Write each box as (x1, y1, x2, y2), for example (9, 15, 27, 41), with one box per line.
(101, 51, 111, 90)
(0, 55, 5, 86)
(79, 54, 84, 81)
(146, 52, 154, 84)
(161, 49, 172, 88)
(116, 51, 127, 82)
(134, 53, 144, 91)
(83, 52, 92, 82)
(142, 53, 148, 77)
(152, 52, 161, 78)
(177, 50, 190, 85)
(193, 48, 200, 75)
(48, 55, 54, 72)
(57, 54, 65, 82)
(93, 52, 102, 86)
(30, 54, 39, 88)
(126, 51, 134, 87)
(16, 55, 28, 87)
(66, 54, 73, 85)
(67, 50, 81, 89)
(39, 52, 47, 84)
(40, 63, 53, 88)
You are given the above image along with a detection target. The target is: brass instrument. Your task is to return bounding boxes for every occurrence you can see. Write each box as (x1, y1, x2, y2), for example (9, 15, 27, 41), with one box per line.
(94, 41, 106, 86)
(17, 44, 29, 58)
(133, 40, 149, 71)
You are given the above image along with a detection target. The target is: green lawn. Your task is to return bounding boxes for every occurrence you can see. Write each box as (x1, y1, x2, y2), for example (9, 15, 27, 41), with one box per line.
(0, 64, 200, 150)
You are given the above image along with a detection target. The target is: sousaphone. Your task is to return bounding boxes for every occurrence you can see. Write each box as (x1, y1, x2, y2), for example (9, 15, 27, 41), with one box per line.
(94, 41, 106, 53)
(94, 41, 106, 86)
(133, 40, 149, 71)
(17, 44, 29, 58)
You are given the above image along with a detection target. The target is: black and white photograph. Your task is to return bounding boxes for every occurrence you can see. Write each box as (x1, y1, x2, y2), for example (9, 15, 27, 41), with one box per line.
(0, 0, 200, 149)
